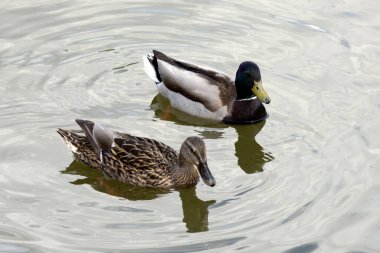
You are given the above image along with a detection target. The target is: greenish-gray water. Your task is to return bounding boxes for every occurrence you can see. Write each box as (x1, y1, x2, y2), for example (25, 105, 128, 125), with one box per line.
(0, 0, 379, 252)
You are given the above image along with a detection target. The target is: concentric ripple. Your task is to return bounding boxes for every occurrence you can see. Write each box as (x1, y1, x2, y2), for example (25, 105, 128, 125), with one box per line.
(0, 0, 379, 252)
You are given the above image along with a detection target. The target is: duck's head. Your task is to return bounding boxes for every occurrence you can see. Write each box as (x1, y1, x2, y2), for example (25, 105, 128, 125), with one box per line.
(179, 136, 216, 187)
(235, 61, 271, 104)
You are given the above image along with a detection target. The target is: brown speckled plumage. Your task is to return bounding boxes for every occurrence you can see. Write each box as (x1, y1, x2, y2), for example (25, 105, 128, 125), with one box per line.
(57, 120, 215, 189)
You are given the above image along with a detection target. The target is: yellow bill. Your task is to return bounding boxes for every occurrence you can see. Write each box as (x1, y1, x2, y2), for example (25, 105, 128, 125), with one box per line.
(252, 80, 271, 104)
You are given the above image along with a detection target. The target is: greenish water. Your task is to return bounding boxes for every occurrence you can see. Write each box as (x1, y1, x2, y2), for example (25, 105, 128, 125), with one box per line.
(1, 0, 379, 252)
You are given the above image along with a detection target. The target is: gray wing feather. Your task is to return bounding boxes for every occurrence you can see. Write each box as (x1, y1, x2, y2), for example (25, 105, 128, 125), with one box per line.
(154, 51, 235, 111)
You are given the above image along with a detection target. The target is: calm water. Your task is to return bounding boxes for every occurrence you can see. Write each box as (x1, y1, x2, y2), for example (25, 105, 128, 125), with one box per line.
(1, 0, 379, 252)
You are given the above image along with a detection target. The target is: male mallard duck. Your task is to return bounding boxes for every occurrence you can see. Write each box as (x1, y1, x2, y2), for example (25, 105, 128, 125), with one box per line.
(143, 50, 271, 124)
(57, 119, 215, 189)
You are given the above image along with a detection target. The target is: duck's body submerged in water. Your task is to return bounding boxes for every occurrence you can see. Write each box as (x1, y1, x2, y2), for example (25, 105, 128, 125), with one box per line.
(58, 119, 215, 189)
(143, 50, 271, 124)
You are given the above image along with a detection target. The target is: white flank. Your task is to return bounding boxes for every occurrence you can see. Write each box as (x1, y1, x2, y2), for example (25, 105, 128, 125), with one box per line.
(143, 55, 159, 83)
(157, 82, 227, 121)
(157, 60, 225, 111)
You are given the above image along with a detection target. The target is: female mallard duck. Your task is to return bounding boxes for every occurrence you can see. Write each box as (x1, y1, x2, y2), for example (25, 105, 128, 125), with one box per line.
(143, 50, 271, 124)
(57, 119, 215, 189)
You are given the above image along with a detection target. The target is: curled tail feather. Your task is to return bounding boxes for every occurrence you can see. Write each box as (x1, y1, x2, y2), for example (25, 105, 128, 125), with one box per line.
(143, 52, 161, 83)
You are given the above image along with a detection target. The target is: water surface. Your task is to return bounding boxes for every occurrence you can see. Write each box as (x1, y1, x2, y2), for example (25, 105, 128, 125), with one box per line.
(1, 0, 379, 252)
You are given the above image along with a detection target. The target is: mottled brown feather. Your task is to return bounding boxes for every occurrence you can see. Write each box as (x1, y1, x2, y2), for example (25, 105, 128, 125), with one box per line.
(57, 128, 200, 189)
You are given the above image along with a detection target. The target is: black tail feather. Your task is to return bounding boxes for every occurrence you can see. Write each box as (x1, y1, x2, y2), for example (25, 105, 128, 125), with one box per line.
(151, 50, 163, 82)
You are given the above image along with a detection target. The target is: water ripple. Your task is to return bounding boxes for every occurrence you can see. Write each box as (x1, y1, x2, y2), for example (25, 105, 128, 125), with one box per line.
(0, 0, 379, 252)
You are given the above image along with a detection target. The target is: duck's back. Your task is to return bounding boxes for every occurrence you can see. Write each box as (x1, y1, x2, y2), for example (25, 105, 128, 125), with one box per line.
(109, 133, 179, 187)
(145, 50, 236, 120)
(58, 129, 179, 188)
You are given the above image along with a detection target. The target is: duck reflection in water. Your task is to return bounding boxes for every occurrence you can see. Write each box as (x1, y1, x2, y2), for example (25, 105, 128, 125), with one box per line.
(151, 94, 274, 174)
(179, 187, 215, 233)
(62, 160, 215, 232)
(232, 122, 274, 174)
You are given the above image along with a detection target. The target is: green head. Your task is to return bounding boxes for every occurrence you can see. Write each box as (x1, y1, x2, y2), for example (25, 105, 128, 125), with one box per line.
(235, 61, 271, 104)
